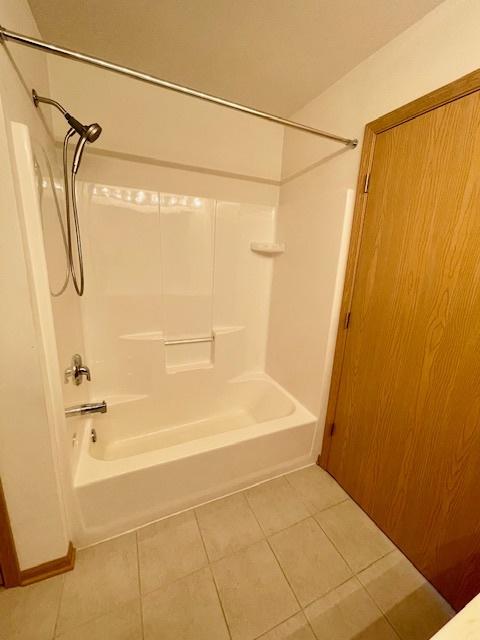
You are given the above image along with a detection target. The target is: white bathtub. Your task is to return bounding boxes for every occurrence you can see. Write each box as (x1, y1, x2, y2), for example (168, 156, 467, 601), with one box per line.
(73, 374, 317, 545)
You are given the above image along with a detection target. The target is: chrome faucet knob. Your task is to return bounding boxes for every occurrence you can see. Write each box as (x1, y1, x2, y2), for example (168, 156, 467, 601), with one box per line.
(64, 354, 91, 385)
(77, 365, 91, 381)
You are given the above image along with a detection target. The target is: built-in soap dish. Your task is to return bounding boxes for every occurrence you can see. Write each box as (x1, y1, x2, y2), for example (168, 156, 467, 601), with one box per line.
(250, 242, 285, 256)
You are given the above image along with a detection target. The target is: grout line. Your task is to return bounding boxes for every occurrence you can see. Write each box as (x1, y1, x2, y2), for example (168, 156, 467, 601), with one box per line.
(310, 512, 357, 575)
(260, 531, 302, 612)
(206, 565, 233, 640)
(283, 467, 348, 516)
(251, 610, 312, 640)
(135, 531, 146, 640)
(312, 500, 398, 579)
(314, 497, 350, 514)
(217, 488, 307, 639)
(355, 548, 397, 577)
(193, 510, 233, 640)
(302, 575, 355, 610)
(193, 508, 210, 563)
(51, 573, 66, 639)
(193, 495, 267, 565)
(352, 575, 402, 639)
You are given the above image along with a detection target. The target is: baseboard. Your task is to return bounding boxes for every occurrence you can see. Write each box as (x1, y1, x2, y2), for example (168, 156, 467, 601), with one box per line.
(20, 542, 75, 586)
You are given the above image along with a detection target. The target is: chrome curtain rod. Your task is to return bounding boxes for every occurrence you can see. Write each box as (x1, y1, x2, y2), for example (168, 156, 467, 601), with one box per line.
(0, 25, 358, 148)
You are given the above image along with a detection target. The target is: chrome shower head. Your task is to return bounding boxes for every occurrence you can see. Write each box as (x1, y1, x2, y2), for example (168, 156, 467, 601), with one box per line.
(32, 88, 102, 144)
(84, 122, 102, 143)
(32, 88, 102, 173)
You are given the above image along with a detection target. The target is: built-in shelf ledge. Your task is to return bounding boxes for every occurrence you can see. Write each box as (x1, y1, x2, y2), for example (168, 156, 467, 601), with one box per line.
(119, 325, 244, 342)
(119, 331, 164, 342)
(102, 394, 148, 406)
(250, 242, 285, 256)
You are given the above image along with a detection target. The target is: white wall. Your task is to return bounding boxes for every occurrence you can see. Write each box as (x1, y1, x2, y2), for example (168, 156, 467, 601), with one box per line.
(0, 0, 70, 568)
(47, 57, 284, 182)
(267, 0, 480, 435)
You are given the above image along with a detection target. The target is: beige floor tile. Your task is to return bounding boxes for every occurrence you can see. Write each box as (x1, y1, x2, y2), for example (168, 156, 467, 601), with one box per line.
(257, 612, 316, 640)
(286, 466, 348, 513)
(0, 575, 63, 640)
(137, 510, 207, 593)
(316, 500, 395, 572)
(56, 532, 139, 635)
(245, 477, 310, 535)
(212, 539, 299, 640)
(358, 550, 454, 640)
(269, 517, 351, 606)
(142, 567, 229, 640)
(55, 599, 142, 639)
(196, 492, 264, 561)
(305, 577, 399, 640)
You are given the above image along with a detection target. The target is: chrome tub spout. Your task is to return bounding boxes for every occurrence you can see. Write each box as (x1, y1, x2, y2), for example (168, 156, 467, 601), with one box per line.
(65, 401, 107, 418)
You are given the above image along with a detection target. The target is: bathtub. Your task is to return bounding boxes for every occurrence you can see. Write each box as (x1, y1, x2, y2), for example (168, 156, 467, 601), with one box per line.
(73, 373, 317, 545)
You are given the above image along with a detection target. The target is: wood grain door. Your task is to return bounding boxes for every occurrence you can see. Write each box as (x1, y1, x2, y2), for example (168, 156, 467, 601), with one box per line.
(327, 89, 480, 610)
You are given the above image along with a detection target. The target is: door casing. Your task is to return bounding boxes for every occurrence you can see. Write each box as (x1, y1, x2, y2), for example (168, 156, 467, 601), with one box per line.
(0, 479, 21, 587)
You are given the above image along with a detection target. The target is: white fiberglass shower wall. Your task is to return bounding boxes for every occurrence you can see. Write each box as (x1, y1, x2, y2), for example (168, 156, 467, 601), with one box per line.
(69, 153, 316, 543)
(79, 179, 278, 439)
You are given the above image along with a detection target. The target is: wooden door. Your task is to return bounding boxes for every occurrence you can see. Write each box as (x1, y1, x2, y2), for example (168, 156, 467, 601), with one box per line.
(326, 87, 480, 610)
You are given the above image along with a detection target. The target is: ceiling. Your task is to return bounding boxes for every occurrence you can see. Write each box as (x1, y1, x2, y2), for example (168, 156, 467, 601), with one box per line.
(27, 0, 444, 116)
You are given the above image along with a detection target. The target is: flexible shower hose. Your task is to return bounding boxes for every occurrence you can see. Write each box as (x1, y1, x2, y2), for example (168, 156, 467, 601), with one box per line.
(63, 128, 85, 296)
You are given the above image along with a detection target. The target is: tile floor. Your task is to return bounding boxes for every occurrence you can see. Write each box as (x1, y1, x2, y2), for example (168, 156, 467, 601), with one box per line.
(0, 465, 455, 640)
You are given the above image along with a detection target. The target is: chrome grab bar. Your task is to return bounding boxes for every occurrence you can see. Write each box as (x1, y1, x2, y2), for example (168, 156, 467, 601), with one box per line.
(65, 401, 107, 418)
(164, 335, 215, 346)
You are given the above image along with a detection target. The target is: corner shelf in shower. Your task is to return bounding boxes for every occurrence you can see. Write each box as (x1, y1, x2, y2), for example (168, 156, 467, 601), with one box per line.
(250, 242, 285, 256)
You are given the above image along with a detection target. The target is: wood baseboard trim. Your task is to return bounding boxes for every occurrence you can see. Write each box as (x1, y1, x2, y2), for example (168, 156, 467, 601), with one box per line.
(20, 542, 75, 586)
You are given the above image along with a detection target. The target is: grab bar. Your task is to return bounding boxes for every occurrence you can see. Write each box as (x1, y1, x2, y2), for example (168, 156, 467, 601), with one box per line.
(164, 335, 215, 346)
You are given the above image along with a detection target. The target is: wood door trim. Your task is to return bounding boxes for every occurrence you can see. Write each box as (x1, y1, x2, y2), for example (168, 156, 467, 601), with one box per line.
(319, 67, 480, 468)
(20, 542, 75, 586)
(0, 478, 75, 588)
(0, 479, 21, 587)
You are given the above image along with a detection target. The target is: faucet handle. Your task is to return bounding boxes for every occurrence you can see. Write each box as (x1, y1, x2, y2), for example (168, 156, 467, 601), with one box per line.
(64, 354, 91, 385)
(78, 365, 91, 381)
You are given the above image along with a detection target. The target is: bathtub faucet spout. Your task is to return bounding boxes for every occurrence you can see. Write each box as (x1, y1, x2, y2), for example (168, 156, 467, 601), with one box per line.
(65, 401, 107, 418)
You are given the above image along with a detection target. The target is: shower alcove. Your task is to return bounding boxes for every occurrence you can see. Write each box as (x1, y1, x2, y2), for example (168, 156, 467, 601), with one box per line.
(15, 120, 318, 545)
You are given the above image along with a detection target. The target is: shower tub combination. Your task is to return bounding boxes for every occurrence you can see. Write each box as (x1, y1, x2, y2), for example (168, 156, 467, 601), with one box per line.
(13, 114, 318, 548)
(75, 373, 316, 544)
(5, 21, 357, 550)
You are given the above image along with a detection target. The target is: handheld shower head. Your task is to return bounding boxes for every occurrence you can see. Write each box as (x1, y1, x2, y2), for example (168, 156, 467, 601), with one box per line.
(72, 123, 102, 174)
(32, 88, 103, 297)
(85, 122, 102, 143)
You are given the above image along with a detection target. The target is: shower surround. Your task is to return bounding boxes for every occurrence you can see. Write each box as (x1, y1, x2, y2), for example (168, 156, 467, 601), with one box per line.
(70, 177, 317, 542)
(22, 134, 318, 544)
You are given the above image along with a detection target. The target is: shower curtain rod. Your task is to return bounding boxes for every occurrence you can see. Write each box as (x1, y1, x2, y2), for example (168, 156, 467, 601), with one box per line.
(0, 25, 358, 148)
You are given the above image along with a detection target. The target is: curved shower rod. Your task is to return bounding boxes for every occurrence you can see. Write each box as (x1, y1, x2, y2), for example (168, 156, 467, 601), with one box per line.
(0, 25, 358, 148)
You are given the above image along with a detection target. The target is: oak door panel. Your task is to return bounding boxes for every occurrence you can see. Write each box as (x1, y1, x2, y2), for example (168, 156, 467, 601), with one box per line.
(328, 91, 480, 610)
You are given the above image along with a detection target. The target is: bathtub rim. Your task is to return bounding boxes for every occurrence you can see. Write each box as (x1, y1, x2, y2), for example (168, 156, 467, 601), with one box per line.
(74, 373, 317, 487)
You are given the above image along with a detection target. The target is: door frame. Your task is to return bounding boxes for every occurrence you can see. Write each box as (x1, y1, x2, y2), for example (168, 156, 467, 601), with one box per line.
(319, 67, 480, 468)
(0, 479, 21, 587)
